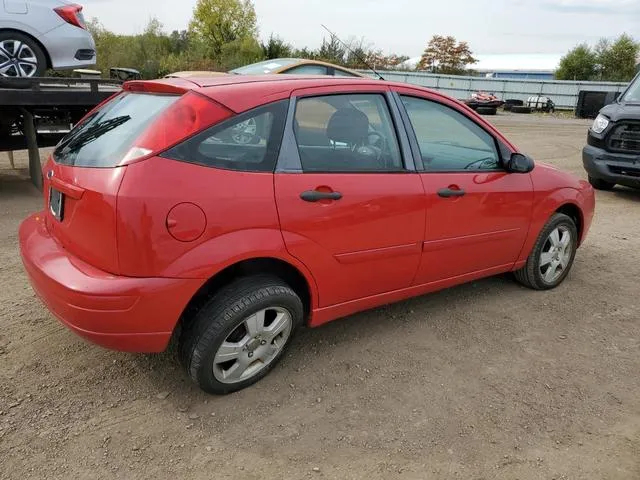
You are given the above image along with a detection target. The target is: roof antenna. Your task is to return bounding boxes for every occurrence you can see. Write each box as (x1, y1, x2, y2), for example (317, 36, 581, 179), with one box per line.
(320, 24, 385, 80)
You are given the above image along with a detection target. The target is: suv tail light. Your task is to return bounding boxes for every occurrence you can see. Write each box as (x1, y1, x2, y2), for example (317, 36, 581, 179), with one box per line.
(121, 91, 233, 165)
(54, 4, 86, 30)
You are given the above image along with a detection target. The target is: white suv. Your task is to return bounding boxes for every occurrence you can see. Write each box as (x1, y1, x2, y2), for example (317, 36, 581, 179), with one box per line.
(0, 0, 96, 77)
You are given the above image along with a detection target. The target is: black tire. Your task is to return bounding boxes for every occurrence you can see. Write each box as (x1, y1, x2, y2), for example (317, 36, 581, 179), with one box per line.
(476, 106, 497, 115)
(511, 105, 532, 114)
(505, 99, 524, 107)
(588, 175, 615, 191)
(503, 104, 513, 112)
(514, 213, 578, 290)
(179, 275, 304, 394)
(0, 31, 47, 78)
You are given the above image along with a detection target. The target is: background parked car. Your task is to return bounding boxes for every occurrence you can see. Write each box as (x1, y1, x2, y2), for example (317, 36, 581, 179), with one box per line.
(166, 58, 366, 79)
(0, 0, 96, 77)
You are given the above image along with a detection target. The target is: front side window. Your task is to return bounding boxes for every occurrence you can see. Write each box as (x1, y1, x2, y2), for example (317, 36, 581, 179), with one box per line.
(293, 93, 403, 172)
(401, 95, 500, 171)
(162, 100, 287, 172)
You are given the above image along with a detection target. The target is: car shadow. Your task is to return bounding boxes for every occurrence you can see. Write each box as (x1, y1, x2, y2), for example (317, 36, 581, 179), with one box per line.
(132, 273, 527, 399)
(611, 185, 640, 202)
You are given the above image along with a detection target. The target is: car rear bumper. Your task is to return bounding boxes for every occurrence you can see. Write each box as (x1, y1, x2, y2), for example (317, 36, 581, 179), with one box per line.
(583, 145, 640, 189)
(41, 23, 96, 70)
(19, 213, 202, 352)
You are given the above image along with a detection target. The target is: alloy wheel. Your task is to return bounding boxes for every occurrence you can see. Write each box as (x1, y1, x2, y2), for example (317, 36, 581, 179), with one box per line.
(212, 306, 293, 384)
(0, 40, 39, 77)
(539, 225, 573, 284)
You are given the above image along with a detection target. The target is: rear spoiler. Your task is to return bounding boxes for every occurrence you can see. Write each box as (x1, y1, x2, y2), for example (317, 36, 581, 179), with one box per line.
(123, 78, 197, 94)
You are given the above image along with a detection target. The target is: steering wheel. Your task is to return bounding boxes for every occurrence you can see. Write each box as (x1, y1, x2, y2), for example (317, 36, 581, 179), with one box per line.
(230, 118, 259, 145)
(366, 131, 389, 167)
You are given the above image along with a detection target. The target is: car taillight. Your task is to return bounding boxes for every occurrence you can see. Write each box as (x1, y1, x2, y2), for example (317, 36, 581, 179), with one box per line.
(120, 91, 233, 165)
(54, 4, 86, 29)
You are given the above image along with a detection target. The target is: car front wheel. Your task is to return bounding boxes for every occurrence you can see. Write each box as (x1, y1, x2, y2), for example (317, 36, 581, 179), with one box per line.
(514, 213, 578, 290)
(179, 275, 303, 394)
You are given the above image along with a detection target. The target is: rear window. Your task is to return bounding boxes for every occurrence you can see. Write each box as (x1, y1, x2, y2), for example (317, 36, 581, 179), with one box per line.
(53, 92, 178, 167)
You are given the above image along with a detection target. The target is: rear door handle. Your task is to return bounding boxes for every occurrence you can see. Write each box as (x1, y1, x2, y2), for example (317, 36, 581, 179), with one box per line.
(437, 187, 465, 198)
(300, 190, 343, 202)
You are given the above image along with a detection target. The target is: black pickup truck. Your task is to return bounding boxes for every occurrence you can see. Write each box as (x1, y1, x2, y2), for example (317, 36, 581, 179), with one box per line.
(583, 72, 640, 191)
(1, 77, 121, 189)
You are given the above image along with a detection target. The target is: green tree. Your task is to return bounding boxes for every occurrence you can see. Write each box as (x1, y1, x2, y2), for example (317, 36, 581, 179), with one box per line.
(598, 34, 639, 82)
(555, 44, 597, 80)
(218, 36, 263, 70)
(261, 34, 292, 59)
(189, 0, 258, 57)
(417, 35, 477, 74)
(317, 36, 346, 64)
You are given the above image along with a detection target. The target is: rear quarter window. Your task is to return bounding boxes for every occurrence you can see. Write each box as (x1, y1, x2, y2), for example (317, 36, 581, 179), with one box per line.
(161, 100, 288, 172)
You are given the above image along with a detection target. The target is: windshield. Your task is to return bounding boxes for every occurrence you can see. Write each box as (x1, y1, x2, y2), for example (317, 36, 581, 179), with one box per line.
(230, 58, 299, 75)
(622, 73, 640, 103)
(53, 92, 178, 167)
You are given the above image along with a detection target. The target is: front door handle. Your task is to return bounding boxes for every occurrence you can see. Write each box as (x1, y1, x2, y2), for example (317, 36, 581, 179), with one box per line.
(437, 187, 465, 198)
(300, 190, 343, 202)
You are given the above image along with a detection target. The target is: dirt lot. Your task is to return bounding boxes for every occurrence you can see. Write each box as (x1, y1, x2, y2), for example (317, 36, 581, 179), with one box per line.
(1, 114, 639, 480)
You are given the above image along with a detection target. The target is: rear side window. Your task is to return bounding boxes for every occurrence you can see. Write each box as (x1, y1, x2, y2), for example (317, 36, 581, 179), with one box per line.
(53, 93, 178, 167)
(162, 100, 288, 172)
(293, 93, 403, 172)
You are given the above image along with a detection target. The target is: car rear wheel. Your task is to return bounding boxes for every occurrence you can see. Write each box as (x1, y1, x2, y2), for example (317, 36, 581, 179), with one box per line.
(588, 175, 615, 191)
(0, 32, 47, 78)
(179, 275, 303, 394)
(514, 213, 578, 290)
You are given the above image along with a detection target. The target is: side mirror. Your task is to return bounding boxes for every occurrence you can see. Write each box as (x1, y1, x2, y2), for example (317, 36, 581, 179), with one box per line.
(506, 153, 535, 173)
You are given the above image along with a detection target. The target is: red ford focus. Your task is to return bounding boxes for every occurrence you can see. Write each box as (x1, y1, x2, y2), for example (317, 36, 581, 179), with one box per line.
(19, 75, 595, 394)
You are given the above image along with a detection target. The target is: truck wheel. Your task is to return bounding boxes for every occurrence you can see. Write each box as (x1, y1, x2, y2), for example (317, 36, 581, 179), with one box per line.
(476, 106, 497, 115)
(0, 32, 47, 78)
(514, 213, 578, 290)
(588, 176, 615, 191)
(511, 106, 532, 114)
(179, 275, 304, 394)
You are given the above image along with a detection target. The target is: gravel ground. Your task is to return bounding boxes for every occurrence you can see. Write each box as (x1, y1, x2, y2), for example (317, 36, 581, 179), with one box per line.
(1, 113, 639, 480)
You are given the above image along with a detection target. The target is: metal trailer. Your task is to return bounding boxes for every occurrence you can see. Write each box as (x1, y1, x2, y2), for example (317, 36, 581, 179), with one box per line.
(0, 77, 121, 190)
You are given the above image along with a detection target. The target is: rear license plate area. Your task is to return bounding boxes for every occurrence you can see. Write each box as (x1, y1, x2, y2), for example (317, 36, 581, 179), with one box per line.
(49, 187, 64, 221)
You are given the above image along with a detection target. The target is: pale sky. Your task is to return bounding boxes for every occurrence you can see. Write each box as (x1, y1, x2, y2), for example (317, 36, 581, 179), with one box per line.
(82, 0, 640, 57)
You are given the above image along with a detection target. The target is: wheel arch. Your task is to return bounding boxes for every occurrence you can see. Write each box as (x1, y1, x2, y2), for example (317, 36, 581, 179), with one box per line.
(555, 202, 584, 245)
(0, 28, 52, 69)
(175, 256, 316, 339)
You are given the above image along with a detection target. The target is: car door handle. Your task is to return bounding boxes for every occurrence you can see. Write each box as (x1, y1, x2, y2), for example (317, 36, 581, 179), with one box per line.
(300, 190, 343, 202)
(437, 187, 465, 198)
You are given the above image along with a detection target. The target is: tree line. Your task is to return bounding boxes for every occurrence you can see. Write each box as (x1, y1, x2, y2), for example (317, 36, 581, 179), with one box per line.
(86, 0, 638, 83)
(556, 34, 639, 82)
(85, 0, 481, 79)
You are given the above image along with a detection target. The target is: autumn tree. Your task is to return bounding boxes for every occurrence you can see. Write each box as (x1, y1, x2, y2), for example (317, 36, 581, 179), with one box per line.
(417, 35, 477, 74)
(555, 44, 598, 80)
(189, 0, 258, 57)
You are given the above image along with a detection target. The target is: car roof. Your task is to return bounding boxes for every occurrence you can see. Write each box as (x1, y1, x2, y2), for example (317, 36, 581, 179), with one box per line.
(149, 74, 422, 112)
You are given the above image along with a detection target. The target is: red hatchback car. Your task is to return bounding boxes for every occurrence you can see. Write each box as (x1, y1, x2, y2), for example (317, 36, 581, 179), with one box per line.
(20, 75, 595, 394)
